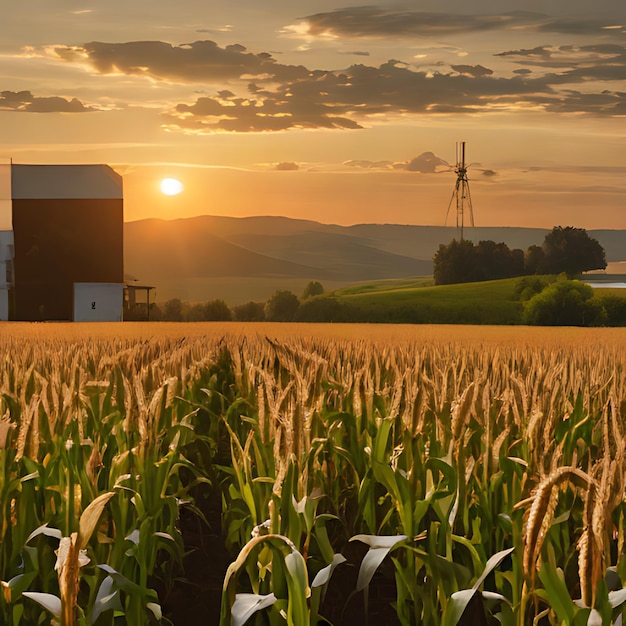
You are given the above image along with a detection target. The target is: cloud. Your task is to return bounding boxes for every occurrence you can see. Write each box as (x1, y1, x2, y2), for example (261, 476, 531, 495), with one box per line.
(0, 90, 94, 112)
(397, 152, 450, 173)
(286, 8, 624, 40)
(450, 64, 494, 78)
(496, 44, 626, 82)
(343, 153, 450, 173)
(344, 160, 394, 169)
(275, 162, 299, 170)
(161, 55, 626, 132)
(44, 37, 626, 132)
(51, 40, 308, 84)
(338, 50, 370, 57)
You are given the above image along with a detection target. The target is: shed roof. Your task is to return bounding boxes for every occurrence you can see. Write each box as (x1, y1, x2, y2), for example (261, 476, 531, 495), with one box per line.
(11, 164, 122, 200)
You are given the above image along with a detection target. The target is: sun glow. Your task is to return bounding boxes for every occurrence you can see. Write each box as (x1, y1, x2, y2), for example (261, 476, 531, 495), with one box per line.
(160, 178, 184, 195)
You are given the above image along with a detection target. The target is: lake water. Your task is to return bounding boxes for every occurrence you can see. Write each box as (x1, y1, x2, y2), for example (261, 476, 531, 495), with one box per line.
(586, 282, 626, 289)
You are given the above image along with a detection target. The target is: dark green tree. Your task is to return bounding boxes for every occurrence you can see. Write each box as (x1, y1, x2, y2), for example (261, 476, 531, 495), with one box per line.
(524, 245, 545, 275)
(233, 301, 265, 321)
(434, 239, 525, 285)
(264, 290, 300, 321)
(204, 299, 233, 321)
(539, 226, 606, 275)
(433, 239, 477, 285)
(302, 281, 324, 299)
(597, 294, 626, 326)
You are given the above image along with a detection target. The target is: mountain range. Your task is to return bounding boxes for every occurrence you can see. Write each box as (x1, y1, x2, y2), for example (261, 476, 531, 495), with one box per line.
(124, 215, 626, 304)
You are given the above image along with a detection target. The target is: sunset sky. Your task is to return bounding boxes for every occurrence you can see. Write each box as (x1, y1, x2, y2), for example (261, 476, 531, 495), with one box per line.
(1, 0, 625, 228)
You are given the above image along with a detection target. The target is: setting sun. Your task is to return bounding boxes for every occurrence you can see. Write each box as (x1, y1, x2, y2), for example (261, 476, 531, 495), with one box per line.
(160, 178, 184, 196)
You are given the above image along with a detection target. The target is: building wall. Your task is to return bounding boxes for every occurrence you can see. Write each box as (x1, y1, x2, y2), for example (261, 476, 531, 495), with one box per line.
(0, 231, 13, 321)
(74, 283, 124, 322)
(11, 165, 123, 321)
(0, 290, 7, 322)
(0, 161, 11, 231)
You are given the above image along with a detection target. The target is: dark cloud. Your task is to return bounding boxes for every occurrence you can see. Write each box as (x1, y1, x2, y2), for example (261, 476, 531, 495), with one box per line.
(338, 50, 370, 57)
(497, 44, 626, 82)
(53, 40, 310, 84)
(47, 37, 626, 132)
(398, 152, 450, 173)
(481, 169, 497, 177)
(162, 55, 626, 131)
(275, 162, 299, 170)
(450, 64, 494, 78)
(292, 8, 622, 39)
(0, 90, 94, 112)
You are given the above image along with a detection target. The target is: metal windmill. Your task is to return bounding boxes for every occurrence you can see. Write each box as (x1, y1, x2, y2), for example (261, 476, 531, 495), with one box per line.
(445, 141, 474, 240)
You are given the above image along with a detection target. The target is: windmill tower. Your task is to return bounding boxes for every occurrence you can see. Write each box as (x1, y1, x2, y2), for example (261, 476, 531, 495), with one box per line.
(445, 141, 474, 240)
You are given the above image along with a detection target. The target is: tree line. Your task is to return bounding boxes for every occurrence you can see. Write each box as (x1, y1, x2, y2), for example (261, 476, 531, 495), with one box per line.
(150, 281, 326, 322)
(433, 226, 606, 285)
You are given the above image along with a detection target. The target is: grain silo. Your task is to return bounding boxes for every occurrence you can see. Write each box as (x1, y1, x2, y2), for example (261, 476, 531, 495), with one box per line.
(10, 164, 124, 321)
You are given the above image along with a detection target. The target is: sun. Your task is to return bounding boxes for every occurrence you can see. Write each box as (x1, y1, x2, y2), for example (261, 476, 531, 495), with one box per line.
(160, 178, 184, 196)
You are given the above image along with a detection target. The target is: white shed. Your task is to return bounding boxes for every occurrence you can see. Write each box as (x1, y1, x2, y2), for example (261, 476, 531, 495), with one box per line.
(73, 283, 124, 322)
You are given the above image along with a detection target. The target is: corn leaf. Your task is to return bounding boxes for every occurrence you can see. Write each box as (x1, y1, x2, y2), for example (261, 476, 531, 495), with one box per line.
(231, 593, 277, 626)
(91, 576, 123, 624)
(78, 491, 115, 550)
(311, 554, 347, 588)
(22, 592, 62, 618)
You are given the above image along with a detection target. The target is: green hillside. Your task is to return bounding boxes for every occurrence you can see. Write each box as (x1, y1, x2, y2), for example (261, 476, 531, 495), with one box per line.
(327, 276, 524, 324)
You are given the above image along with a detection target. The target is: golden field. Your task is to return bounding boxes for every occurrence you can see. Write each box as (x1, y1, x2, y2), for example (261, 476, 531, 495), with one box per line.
(0, 322, 624, 625)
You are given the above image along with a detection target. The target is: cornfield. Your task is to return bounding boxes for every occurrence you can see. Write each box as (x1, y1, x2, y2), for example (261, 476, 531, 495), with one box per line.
(0, 321, 625, 625)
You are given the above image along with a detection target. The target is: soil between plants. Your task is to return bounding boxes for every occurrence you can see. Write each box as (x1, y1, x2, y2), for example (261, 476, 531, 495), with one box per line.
(159, 502, 401, 626)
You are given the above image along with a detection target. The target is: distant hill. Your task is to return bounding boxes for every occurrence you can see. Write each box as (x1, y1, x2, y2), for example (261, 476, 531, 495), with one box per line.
(123, 215, 626, 303)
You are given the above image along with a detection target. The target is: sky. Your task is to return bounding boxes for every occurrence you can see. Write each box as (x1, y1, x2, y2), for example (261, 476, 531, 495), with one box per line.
(1, 0, 625, 228)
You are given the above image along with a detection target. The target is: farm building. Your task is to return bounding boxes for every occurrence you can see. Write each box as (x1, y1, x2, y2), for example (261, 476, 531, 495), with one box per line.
(0, 161, 124, 321)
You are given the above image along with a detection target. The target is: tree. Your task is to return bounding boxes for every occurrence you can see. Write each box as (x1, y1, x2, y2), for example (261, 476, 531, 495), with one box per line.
(524, 245, 545, 275)
(433, 239, 477, 285)
(302, 281, 324, 300)
(597, 294, 626, 326)
(204, 299, 233, 321)
(233, 301, 265, 322)
(434, 239, 525, 285)
(539, 226, 606, 275)
(522, 278, 606, 326)
(264, 290, 300, 321)
(162, 298, 183, 321)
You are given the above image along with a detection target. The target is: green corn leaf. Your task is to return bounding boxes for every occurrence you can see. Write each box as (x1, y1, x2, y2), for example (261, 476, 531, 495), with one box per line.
(311, 554, 347, 588)
(350, 535, 408, 592)
(146, 602, 162, 620)
(25, 524, 63, 544)
(284, 550, 310, 626)
(231, 593, 277, 626)
(609, 588, 626, 608)
(442, 588, 476, 626)
(22, 592, 61, 618)
(537, 564, 577, 625)
(472, 547, 515, 591)
(91, 576, 123, 624)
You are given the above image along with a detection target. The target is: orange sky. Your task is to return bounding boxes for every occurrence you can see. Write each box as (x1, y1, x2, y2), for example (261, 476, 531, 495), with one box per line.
(1, 1, 624, 228)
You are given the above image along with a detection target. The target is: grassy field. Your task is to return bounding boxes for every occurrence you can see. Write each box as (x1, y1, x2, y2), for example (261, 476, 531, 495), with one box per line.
(323, 276, 626, 325)
(1, 323, 626, 625)
(329, 276, 524, 324)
